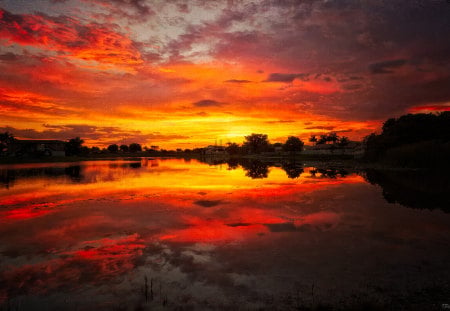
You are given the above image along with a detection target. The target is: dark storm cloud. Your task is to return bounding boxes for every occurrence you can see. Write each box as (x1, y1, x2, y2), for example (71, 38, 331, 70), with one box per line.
(192, 99, 225, 107)
(264, 73, 310, 83)
(369, 59, 407, 74)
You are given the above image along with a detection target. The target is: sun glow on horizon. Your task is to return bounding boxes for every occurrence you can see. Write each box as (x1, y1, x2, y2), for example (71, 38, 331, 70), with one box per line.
(1, 1, 447, 148)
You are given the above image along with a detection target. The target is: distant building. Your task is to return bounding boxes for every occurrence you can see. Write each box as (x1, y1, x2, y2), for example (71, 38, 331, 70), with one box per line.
(303, 141, 363, 156)
(204, 145, 226, 156)
(10, 139, 66, 157)
(274, 146, 284, 153)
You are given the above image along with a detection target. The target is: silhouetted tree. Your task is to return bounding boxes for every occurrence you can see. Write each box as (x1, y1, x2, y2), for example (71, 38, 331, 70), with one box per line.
(225, 142, 241, 155)
(338, 136, 349, 147)
(243, 133, 270, 154)
(328, 132, 338, 144)
(272, 142, 283, 148)
(309, 135, 318, 145)
(129, 143, 142, 153)
(119, 144, 129, 152)
(283, 136, 304, 155)
(0, 132, 14, 156)
(80, 146, 90, 156)
(91, 146, 100, 153)
(107, 144, 119, 153)
(364, 112, 450, 167)
(318, 134, 328, 144)
(65, 137, 84, 156)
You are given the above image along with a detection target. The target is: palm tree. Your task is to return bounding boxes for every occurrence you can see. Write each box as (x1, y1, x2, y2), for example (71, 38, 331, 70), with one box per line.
(309, 135, 318, 145)
(318, 134, 328, 144)
(328, 132, 339, 144)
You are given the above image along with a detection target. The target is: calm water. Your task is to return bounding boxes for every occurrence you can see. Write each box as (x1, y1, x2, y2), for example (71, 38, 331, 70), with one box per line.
(0, 158, 449, 310)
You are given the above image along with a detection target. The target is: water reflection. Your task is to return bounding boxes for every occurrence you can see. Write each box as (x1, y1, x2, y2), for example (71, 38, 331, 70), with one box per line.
(281, 161, 304, 179)
(0, 159, 449, 310)
(0, 160, 151, 188)
(0, 165, 83, 188)
(241, 159, 270, 179)
(201, 158, 350, 181)
(364, 169, 450, 212)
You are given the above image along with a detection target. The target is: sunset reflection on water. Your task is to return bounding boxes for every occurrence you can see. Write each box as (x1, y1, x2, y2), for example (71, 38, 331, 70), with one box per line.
(1, 159, 449, 310)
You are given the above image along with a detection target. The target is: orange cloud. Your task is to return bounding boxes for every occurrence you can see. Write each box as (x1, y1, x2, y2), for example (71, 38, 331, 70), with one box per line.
(409, 104, 450, 113)
(0, 8, 142, 72)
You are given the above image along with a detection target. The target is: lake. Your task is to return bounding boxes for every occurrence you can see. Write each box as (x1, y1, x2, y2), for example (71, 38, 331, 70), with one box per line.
(1, 158, 449, 310)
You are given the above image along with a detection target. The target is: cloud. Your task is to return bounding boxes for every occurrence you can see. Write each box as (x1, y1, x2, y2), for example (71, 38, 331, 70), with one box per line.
(0, 124, 189, 146)
(265, 120, 295, 124)
(192, 99, 225, 107)
(369, 59, 407, 74)
(304, 126, 336, 130)
(1, 0, 450, 142)
(265, 222, 297, 232)
(0, 8, 142, 71)
(107, 0, 152, 16)
(87, 0, 154, 21)
(341, 84, 363, 91)
(264, 73, 310, 83)
(226, 223, 251, 227)
(410, 104, 450, 113)
(0, 52, 17, 61)
(224, 79, 252, 83)
(193, 200, 224, 208)
(0, 89, 73, 117)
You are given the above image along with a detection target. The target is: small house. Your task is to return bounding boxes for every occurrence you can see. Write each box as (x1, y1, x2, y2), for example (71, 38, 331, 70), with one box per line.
(10, 139, 66, 157)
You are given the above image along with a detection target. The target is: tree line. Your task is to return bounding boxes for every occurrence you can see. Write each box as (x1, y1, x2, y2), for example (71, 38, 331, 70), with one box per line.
(363, 111, 450, 167)
(308, 133, 349, 146)
(2, 112, 448, 166)
(0, 131, 356, 157)
(224, 134, 304, 155)
(65, 138, 147, 156)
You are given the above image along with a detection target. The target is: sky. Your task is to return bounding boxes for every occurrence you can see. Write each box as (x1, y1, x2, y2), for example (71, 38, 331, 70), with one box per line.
(1, 0, 450, 148)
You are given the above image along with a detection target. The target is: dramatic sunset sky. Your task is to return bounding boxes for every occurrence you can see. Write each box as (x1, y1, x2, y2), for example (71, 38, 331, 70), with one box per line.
(1, 0, 450, 148)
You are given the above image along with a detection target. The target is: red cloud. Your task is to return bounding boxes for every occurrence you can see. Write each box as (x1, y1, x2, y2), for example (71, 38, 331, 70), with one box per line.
(0, 9, 142, 71)
(410, 105, 450, 112)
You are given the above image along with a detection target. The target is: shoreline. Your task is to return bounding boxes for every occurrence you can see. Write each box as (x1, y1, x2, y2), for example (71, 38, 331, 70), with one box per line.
(0, 154, 435, 171)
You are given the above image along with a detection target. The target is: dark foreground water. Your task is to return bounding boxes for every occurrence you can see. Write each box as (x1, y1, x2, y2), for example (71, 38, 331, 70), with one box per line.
(0, 158, 449, 310)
